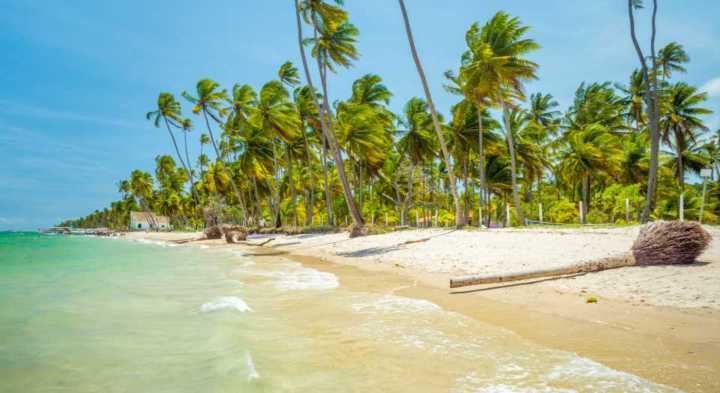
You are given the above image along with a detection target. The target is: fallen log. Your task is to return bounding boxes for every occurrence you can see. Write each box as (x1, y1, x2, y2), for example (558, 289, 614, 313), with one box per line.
(450, 221, 711, 289)
(403, 237, 431, 245)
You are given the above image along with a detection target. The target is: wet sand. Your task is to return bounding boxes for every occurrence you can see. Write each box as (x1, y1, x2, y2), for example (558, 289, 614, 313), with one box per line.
(124, 229, 720, 392)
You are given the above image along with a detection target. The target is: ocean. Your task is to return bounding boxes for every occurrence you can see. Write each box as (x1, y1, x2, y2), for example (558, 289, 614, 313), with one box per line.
(0, 232, 681, 392)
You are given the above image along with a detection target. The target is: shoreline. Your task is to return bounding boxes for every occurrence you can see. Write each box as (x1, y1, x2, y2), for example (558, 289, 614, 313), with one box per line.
(122, 228, 720, 392)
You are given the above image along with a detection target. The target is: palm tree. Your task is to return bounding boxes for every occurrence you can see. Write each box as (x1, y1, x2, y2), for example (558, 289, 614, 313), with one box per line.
(278, 61, 301, 87)
(294, 85, 322, 225)
(295, 0, 365, 232)
(129, 169, 155, 222)
(474, 11, 540, 225)
(146, 93, 199, 204)
(250, 80, 301, 226)
(557, 124, 621, 222)
(182, 79, 248, 223)
(656, 42, 689, 80)
(660, 82, 712, 192)
(616, 69, 646, 131)
(397, 0, 464, 227)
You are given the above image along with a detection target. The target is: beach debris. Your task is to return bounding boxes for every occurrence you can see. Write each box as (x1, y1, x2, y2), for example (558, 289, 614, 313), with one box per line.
(586, 296, 598, 304)
(225, 229, 248, 243)
(349, 224, 368, 238)
(449, 221, 711, 289)
(204, 225, 224, 239)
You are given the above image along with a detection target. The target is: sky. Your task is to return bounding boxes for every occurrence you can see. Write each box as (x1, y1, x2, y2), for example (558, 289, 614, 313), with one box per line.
(1, 0, 719, 231)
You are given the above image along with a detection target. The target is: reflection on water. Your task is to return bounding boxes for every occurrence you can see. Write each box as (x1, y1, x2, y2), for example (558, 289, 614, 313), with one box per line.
(0, 233, 681, 392)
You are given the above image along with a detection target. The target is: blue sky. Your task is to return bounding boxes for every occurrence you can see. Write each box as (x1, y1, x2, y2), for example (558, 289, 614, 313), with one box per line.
(1, 0, 718, 230)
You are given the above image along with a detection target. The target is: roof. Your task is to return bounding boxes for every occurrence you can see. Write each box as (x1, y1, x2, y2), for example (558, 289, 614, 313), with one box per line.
(130, 211, 170, 225)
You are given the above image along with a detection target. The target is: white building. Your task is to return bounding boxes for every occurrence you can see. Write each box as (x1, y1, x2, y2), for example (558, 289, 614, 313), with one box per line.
(129, 211, 171, 231)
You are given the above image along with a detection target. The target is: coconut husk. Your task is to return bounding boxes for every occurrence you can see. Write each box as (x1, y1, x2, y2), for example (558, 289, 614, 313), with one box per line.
(450, 221, 712, 289)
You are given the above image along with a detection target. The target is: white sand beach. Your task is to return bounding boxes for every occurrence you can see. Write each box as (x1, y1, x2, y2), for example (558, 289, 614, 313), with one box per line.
(126, 225, 720, 310)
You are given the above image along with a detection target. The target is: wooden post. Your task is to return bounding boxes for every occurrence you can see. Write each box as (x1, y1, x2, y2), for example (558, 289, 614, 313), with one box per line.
(506, 203, 511, 227)
(680, 193, 685, 221)
(579, 201, 584, 224)
(415, 211, 419, 227)
(434, 208, 438, 227)
(538, 203, 543, 223)
(625, 198, 630, 223)
(478, 206, 482, 227)
(345, 216, 348, 226)
(371, 212, 375, 225)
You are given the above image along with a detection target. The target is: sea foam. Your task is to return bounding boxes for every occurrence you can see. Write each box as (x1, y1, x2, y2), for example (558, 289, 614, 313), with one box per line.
(245, 351, 260, 381)
(200, 296, 253, 313)
(351, 294, 441, 314)
(244, 262, 339, 291)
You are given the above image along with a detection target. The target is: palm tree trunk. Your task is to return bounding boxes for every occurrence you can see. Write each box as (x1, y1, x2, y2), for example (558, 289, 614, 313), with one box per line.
(401, 162, 415, 226)
(628, 0, 660, 223)
(285, 144, 298, 226)
(500, 99, 526, 225)
(320, 136, 334, 225)
(181, 128, 199, 206)
(463, 156, 470, 223)
(201, 109, 247, 225)
(294, 0, 362, 229)
(300, 120, 315, 225)
(582, 174, 590, 223)
(163, 117, 199, 205)
(317, 59, 365, 228)
(398, 0, 463, 228)
(476, 105, 486, 226)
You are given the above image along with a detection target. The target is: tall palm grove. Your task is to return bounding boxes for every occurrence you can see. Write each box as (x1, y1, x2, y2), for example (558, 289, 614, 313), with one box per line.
(61, 1, 719, 234)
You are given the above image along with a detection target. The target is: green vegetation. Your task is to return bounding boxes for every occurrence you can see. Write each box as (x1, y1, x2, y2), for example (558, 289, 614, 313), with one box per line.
(60, 2, 718, 231)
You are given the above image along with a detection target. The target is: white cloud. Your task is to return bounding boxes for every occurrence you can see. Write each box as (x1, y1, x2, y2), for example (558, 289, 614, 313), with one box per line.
(700, 77, 720, 97)
(0, 99, 143, 129)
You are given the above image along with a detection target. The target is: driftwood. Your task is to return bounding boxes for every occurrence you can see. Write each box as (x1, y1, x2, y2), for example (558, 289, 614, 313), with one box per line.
(171, 237, 205, 244)
(403, 237, 431, 245)
(450, 221, 711, 289)
(240, 237, 275, 247)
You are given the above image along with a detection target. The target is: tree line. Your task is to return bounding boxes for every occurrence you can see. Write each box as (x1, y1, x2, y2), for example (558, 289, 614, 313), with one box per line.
(60, 0, 719, 232)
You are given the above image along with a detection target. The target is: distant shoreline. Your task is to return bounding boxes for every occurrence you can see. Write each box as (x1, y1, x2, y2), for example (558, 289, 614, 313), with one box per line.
(122, 227, 720, 392)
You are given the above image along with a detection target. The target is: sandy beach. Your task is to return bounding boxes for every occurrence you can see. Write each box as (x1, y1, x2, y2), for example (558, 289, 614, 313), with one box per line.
(124, 226, 720, 392)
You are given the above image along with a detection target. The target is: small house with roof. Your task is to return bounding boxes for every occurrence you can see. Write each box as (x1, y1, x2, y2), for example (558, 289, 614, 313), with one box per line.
(129, 211, 171, 231)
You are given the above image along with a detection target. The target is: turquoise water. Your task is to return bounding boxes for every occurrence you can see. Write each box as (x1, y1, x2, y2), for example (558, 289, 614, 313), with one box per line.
(0, 232, 681, 392)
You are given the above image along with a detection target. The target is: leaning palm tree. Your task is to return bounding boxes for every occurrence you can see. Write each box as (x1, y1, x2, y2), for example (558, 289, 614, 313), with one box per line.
(397, 0, 464, 227)
(146, 93, 199, 204)
(660, 82, 712, 192)
(182, 79, 247, 223)
(294, 0, 365, 233)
